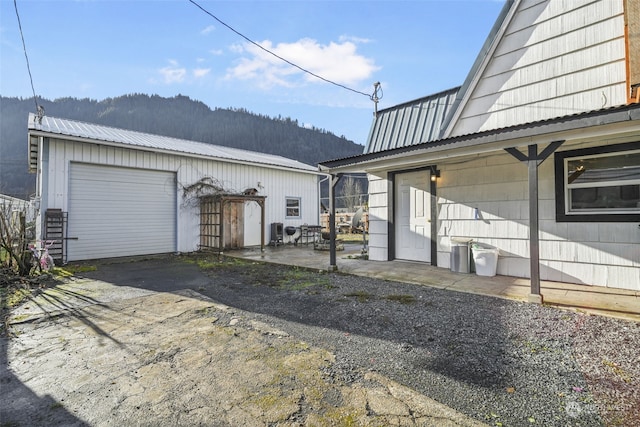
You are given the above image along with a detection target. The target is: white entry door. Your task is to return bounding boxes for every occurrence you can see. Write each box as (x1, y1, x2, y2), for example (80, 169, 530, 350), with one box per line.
(395, 169, 430, 262)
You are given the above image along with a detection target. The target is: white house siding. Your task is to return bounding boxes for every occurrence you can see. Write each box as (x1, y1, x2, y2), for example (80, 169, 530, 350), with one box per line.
(43, 138, 319, 259)
(449, 0, 627, 137)
(436, 149, 640, 290)
(437, 153, 530, 275)
(367, 173, 390, 261)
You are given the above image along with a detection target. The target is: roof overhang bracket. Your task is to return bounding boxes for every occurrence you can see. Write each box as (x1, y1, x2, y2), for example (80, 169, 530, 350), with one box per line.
(504, 140, 565, 165)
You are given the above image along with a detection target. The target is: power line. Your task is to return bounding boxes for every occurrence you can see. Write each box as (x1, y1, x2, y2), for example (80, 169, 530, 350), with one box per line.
(187, 0, 378, 100)
(13, 0, 44, 122)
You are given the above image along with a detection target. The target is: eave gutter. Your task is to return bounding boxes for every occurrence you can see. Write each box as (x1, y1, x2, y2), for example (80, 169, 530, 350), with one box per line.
(319, 104, 640, 173)
(27, 128, 323, 177)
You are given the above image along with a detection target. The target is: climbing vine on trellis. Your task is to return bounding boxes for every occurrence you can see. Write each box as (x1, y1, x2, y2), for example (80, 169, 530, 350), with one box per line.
(180, 177, 232, 207)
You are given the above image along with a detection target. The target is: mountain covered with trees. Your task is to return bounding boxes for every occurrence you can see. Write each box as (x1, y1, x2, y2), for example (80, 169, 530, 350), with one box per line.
(0, 94, 365, 199)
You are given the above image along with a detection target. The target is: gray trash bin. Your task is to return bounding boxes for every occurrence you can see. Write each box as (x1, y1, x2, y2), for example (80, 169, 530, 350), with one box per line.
(450, 238, 473, 273)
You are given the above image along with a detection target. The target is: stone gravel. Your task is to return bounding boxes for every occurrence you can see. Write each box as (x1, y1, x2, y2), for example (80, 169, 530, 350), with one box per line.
(6, 255, 637, 427)
(199, 258, 640, 427)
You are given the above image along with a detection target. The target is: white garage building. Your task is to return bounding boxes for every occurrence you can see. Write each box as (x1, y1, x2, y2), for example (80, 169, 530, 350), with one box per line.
(28, 114, 323, 262)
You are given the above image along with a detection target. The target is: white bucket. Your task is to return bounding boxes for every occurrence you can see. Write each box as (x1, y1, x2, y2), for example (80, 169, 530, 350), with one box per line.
(472, 246, 499, 277)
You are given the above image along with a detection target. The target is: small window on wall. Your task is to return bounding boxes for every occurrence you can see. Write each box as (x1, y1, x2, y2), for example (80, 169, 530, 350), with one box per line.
(554, 142, 640, 222)
(285, 197, 301, 218)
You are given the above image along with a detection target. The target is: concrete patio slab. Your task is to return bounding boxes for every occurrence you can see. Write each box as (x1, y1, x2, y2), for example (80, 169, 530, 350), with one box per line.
(228, 243, 640, 322)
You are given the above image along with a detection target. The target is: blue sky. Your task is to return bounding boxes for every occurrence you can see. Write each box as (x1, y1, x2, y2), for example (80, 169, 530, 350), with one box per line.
(1, 0, 505, 146)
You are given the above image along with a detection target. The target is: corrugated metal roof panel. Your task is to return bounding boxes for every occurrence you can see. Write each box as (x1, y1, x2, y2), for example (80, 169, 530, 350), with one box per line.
(321, 103, 640, 170)
(364, 87, 460, 154)
(28, 114, 318, 172)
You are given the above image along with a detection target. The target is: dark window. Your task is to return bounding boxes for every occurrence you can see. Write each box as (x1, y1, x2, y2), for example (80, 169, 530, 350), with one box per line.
(285, 197, 301, 218)
(555, 142, 640, 222)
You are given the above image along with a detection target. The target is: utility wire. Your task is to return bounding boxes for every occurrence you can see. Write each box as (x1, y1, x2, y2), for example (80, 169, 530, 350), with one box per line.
(187, 0, 378, 100)
(13, 0, 44, 122)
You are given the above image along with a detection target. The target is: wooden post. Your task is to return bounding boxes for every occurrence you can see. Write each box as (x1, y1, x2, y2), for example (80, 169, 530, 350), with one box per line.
(329, 174, 342, 270)
(528, 145, 541, 302)
(260, 199, 265, 253)
(505, 140, 564, 303)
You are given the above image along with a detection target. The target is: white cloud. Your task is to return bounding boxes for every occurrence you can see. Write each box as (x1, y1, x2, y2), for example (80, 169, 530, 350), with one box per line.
(209, 49, 224, 56)
(339, 35, 373, 44)
(193, 68, 211, 78)
(229, 43, 244, 54)
(155, 60, 187, 84)
(201, 25, 215, 35)
(154, 60, 211, 84)
(225, 38, 379, 89)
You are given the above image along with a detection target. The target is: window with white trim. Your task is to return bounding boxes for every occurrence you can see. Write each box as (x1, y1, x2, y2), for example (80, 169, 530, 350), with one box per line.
(285, 197, 301, 218)
(555, 142, 640, 222)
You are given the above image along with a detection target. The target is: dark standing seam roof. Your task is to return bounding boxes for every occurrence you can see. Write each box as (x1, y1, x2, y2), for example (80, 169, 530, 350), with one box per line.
(363, 0, 517, 155)
(364, 87, 460, 154)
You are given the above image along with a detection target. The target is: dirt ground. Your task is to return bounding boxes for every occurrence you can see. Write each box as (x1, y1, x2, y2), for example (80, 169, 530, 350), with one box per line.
(1, 255, 486, 427)
(2, 254, 639, 426)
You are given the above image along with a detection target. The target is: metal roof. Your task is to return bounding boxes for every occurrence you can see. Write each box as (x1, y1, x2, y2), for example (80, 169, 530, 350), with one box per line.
(27, 114, 319, 173)
(363, 0, 517, 155)
(320, 103, 640, 171)
(364, 87, 460, 154)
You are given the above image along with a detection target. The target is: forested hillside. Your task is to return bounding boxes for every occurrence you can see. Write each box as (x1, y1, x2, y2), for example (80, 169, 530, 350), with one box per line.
(0, 94, 364, 199)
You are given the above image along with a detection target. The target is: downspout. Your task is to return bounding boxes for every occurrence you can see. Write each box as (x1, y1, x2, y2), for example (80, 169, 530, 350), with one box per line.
(429, 165, 440, 266)
(318, 174, 329, 225)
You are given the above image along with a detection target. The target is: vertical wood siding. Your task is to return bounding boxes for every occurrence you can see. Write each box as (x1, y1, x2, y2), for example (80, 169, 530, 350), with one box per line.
(45, 138, 319, 254)
(451, 0, 627, 136)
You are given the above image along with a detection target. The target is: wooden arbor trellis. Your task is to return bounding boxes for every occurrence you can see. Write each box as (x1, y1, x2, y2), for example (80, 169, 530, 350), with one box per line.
(199, 194, 266, 253)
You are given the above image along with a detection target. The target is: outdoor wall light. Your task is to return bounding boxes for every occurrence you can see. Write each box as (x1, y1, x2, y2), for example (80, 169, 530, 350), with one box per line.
(430, 169, 440, 182)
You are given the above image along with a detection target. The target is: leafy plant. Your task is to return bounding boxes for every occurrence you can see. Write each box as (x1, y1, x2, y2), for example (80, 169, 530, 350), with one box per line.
(0, 198, 33, 276)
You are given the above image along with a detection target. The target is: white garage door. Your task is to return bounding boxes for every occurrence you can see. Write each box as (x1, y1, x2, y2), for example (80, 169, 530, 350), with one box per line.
(68, 163, 176, 261)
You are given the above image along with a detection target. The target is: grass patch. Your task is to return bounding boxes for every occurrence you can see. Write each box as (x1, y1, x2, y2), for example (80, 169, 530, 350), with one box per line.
(191, 255, 257, 270)
(1, 277, 34, 336)
(337, 233, 367, 243)
(523, 340, 550, 353)
(10, 314, 31, 323)
(602, 358, 631, 383)
(277, 267, 330, 291)
(344, 290, 375, 302)
(2, 286, 31, 309)
(195, 258, 220, 269)
(384, 294, 416, 304)
(58, 264, 98, 275)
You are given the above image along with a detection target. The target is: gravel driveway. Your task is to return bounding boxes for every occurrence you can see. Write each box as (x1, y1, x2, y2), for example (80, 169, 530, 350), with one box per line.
(4, 254, 639, 426)
(193, 255, 640, 427)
